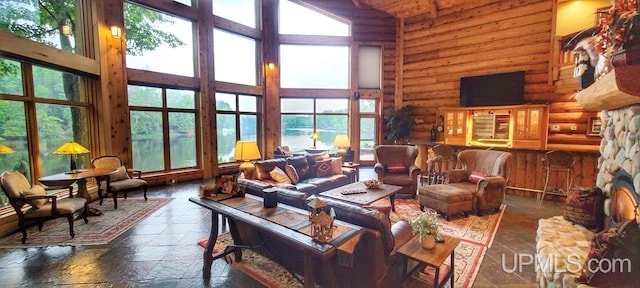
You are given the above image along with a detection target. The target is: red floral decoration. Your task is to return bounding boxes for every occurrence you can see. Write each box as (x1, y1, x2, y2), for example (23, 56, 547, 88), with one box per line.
(596, 0, 640, 53)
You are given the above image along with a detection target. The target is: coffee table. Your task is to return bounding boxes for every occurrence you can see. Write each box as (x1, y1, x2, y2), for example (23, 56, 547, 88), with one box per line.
(397, 234, 460, 288)
(319, 182, 400, 212)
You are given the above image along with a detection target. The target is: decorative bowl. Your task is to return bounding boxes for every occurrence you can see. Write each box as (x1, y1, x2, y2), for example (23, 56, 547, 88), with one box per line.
(363, 179, 383, 189)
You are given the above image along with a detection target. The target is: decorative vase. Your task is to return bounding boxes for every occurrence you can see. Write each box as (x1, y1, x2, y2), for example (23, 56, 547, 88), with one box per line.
(420, 234, 436, 249)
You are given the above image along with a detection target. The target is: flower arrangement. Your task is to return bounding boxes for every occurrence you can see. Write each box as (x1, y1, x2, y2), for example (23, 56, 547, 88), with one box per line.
(596, 0, 640, 53)
(410, 210, 442, 238)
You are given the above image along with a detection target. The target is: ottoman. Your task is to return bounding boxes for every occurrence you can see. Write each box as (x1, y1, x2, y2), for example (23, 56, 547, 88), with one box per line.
(418, 185, 473, 220)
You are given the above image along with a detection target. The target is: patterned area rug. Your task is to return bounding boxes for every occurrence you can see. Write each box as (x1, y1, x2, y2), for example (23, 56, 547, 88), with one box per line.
(198, 198, 505, 288)
(0, 198, 172, 248)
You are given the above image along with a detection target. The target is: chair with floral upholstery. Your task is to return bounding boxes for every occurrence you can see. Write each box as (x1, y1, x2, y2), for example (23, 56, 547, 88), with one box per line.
(0, 171, 88, 244)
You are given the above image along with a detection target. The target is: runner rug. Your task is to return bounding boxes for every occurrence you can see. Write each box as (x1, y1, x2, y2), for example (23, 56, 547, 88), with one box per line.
(0, 197, 172, 248)
(198, 198, 505, 288)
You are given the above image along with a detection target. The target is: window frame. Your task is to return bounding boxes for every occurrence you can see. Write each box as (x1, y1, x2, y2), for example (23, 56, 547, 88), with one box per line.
(215, 92, 263, 164)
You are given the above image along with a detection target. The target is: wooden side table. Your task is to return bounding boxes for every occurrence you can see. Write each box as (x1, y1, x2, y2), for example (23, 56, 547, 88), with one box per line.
(397, 234, 460, 288)
(342, 162, 360, 182)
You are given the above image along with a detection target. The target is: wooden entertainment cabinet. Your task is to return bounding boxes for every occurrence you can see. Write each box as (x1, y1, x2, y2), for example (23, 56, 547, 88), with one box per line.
(439, 104, 548, 150)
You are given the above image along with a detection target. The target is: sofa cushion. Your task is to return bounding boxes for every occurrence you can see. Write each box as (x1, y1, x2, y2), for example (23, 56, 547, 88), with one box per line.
(331, 157, 343, 175)
(285, 165, 299, 184)
(306, 152, 330, 177)
(269, 167, 291, 184)
(578, 220, 640, 286)
(564, 186, 605, 231)
(288, 156, 313, 181)
(468, 171, 489, 184)
(315, 158, 334, 177)
(254, 158, 288, 181)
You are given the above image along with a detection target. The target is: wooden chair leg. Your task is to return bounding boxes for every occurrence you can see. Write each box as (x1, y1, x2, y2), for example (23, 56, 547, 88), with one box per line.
(143, 186, 148, 201)
(67, 214, 75, 238)
(82, 203, 89, 224)
(19, 220, 27, 244)
(113, 191, 118, 209)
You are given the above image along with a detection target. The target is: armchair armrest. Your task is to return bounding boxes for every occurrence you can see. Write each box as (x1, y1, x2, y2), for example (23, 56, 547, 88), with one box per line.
(127, 168, 143, 179)
(443, 169, 471, 183)
(391, 220, 414, 251)
(476, 176, 506, 195)
(22, 195, 58, 215)
(408, 165, 421, 178)
(374, 163, 385, 176)
(341, 167, 356, 176)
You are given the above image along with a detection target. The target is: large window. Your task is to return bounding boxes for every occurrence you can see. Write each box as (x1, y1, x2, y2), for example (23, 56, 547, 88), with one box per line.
(216, 93, 261, 163)
(128, 85, 198, 172)
(0, 58, 91, 208)
(279, 0, 349, 36)
(124, 2, 194, 77)
(214, 29, 258, 85)
(213, 0, 257, 28)
(280, 45, 349, 89)
(281, 98, 348, 152)
(0, 0, 84, 55)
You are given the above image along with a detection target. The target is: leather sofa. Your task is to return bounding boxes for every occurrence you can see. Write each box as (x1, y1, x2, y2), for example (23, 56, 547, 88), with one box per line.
(418, 149, 512, 215)
(233, 195, 414, 287)
(238, 153, 356, 209)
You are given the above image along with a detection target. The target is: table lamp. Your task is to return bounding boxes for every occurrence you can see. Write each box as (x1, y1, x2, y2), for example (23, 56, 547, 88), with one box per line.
(0, 144, 14, 154)
(53, 141, 90, 173)
(310, 132, 319, 148)
(334, 134, 350, 158)
(234, 141, 261, 176)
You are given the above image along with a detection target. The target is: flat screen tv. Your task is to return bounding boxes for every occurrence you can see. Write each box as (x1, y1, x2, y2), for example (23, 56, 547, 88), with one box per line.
(460, 71, 525, 107)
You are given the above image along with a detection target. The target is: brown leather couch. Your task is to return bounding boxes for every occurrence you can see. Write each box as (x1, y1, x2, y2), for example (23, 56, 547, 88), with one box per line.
(233, 195, 414, 287)
(374, 145, 422, 198)
(419, 149, 512, 214)
(238, 154, 356, 209)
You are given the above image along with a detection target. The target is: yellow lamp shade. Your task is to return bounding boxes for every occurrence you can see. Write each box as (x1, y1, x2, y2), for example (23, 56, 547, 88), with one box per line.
(334, 135, 350, 148)
(53, 142, 90, 155)
(0, 144, 14, 154)
(234, 141, 261, 161)
(310, 132, 319, 140)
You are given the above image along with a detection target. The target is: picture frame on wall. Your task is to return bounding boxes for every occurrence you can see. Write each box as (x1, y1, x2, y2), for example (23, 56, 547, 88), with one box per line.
(587, 117, 602, 137)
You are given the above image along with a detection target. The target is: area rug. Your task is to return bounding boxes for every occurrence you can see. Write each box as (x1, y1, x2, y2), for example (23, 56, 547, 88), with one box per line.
(197, 198, 505, 288)
(0, 197, 172, 248)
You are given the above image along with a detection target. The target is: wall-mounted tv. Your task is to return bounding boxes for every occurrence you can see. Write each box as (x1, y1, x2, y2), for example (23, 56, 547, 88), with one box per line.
(460, 71, 525, 107)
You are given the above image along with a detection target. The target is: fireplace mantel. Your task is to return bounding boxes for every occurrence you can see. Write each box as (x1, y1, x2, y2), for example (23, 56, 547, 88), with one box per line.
(574, 64, 640, 110)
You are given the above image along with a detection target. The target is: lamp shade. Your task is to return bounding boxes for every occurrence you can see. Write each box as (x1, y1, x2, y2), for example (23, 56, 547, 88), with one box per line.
(334, 135, 350, 148)
(0, 144, 14, 154)
(234, 141, 261, 161)
(53, 142, 90, 155)
(310, 132, 319, 140)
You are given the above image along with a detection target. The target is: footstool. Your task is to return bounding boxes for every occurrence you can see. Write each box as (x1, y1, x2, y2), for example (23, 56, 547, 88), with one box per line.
(418, 185, 473, 220)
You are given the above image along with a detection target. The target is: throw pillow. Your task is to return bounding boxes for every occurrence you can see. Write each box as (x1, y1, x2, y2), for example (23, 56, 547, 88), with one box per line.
(468, 171, 489, 184)
(315, 158, 334, 177)
(269, 167, 291, 184)
(109, 166, 130, 182)
(288, 156, 313, 180)
(386, 163, 407, 174)
(577, 220, 640, 286)
(23, 185, 48, 208)
(563, 186, 605, 231)
(330, 157, 343, 175)
(255, 162, 275, 180)
(285, 164, 300, 184)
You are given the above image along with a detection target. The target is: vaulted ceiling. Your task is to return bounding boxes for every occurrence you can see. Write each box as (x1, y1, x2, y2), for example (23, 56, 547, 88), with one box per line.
(352, 0, 466, 18)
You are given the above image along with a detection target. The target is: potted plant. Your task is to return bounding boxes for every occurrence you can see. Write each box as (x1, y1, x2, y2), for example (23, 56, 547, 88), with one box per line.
(410, 210, 442, 249)
(383, 105, 415, 144)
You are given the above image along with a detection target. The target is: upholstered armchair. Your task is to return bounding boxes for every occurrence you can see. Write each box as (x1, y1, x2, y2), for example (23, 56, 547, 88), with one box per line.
(91, 156, 147, 209)
(437, 149, 512, 214)
(0, 171, 88, 244)
(374, 145, 421, 198)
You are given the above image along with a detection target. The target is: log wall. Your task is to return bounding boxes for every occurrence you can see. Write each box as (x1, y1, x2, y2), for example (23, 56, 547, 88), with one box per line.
(399, 0, 601, 191)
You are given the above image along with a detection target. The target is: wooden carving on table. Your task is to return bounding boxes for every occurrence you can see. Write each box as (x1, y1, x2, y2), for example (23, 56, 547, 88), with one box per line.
(199, 175, 245, 200)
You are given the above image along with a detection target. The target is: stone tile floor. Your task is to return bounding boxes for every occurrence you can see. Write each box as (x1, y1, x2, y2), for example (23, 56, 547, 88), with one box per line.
(0, 167, 563, 287)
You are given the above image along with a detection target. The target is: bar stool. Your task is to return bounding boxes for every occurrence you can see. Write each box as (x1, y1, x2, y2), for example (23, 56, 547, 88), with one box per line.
(541, 150, 575, 202)
(421, 144, 457, 185)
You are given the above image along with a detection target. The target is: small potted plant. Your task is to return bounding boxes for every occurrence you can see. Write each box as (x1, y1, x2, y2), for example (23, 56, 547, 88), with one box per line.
(410, 210, 442, 249)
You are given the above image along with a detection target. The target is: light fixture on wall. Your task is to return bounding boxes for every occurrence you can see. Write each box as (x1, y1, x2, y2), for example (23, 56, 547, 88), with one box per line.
(61, 20, 72, 36)
(268, 62, 275, 70)
(111, 26, 122, 39)
(53, 141, 90, 173)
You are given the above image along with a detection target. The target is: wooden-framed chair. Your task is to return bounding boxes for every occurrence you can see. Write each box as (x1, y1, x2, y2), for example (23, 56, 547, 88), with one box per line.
(91, 156, 147, 209)
(0, 171, 88, 244)
(541, 150, 576, 202)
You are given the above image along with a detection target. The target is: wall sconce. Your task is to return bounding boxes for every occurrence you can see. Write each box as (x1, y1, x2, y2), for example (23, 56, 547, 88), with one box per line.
(111, 26, 122, 39)
(61, 21, 72, 36)
(268, 62, 275, 70)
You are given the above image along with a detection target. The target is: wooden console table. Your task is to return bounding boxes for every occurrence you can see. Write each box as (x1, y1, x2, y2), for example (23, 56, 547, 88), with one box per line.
(189, 194, 363, 288)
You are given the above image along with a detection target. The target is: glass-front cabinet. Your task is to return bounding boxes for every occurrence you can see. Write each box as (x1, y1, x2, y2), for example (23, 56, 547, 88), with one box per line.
(441, 104, 548, 149)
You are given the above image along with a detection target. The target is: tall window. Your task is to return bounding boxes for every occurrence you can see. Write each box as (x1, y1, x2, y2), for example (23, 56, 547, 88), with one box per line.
(213, 0, 257, 28)
(213, 29, 258, 85)
(0, 0, 85, 55)
(280, 45, 349, 89)
(128, 85, 198, 172)
(281, 98, 348, 152)
(216, 93, 261, 163)
(0, 57, 91, 208)
(279, 0, 349, 36)
(124, 2, 194, 77)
